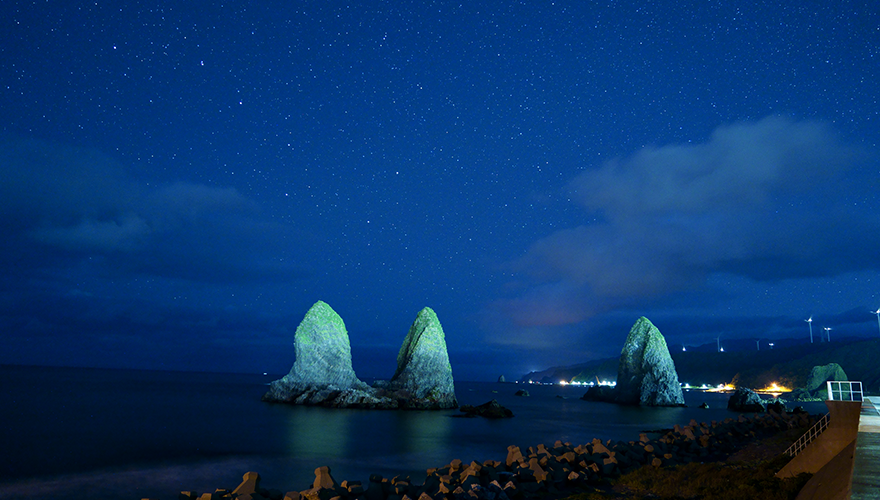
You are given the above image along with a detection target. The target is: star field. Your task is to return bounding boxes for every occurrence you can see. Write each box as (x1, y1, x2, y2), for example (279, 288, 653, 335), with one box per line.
(1, 0, 879, 379)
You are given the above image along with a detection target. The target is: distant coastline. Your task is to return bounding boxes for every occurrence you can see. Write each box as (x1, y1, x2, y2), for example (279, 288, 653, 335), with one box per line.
(520, 337, 880, 392)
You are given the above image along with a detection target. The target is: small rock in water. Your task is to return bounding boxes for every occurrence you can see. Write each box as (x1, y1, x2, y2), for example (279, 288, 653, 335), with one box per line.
(457, 399, 514, 419)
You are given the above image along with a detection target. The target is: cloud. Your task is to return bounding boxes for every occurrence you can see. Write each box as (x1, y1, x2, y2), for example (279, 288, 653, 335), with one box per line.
(146, 181, 259, 229)
(0, 137, 317, 372)
(32, 213, 151, 252)
(0, 138, 309, 283)
(572, 116, 859, 216)
(0, 138, 138, 229)
(495, 116, 879, 328)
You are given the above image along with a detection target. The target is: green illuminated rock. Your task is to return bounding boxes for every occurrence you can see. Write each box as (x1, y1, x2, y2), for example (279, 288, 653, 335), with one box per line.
(614, 317, 685, 406)
(387, 307, 458, 409)
(805, 363, 848, 397)
(263, 301, 370, 404)
(263, 302, 458, 410)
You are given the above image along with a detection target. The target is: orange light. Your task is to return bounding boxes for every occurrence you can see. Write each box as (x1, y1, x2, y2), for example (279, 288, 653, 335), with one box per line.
(707, 384, 736, 392)
(756, 382, 791, 394)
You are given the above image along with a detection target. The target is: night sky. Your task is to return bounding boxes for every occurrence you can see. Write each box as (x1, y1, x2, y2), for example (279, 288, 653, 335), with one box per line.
(2, 1, 878, 381)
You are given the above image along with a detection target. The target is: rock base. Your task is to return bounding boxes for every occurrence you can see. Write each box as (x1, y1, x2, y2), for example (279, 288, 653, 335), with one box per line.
(262, 382, 458, 410)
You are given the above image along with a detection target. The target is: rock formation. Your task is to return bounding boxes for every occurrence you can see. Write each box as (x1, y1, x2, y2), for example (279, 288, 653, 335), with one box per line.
(788, 362, 849, 401)
(805, 363, 848, 397)
(457, 399, 514, 419)
(263, 301, 372, 405)
(580, 384, 615, 403)
(727, 387, 766, 413)
(613, 317, 685, 406)
(386, 307, 457, 409)
(263, 302, 457, 410)
(766, 399, 787, 414)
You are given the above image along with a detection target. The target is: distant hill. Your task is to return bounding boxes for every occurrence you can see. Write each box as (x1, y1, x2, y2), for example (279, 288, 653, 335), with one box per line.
(521, 337, 880, 394)
(520, 358, 618, 385)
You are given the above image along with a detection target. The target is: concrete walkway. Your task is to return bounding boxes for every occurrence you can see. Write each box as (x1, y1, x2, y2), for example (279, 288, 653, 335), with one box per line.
(794, 396, 880, 500)
(851, 396, 880, 499)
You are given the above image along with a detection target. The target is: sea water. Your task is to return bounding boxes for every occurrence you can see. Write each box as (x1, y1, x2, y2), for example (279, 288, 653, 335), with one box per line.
(0, 365, 826, 500)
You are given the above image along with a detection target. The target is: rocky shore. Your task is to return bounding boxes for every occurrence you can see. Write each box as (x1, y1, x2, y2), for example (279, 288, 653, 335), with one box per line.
(163, 409, 815, 500)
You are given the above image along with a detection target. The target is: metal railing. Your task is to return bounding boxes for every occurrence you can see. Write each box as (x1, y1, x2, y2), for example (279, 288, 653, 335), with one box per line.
(783, 381, 863, 457)
(785, 412, 830, 456)
(827, 380, 863, 401)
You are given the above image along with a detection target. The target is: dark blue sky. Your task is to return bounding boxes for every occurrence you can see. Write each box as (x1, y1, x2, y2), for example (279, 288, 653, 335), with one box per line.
(1, 1, 878, 381)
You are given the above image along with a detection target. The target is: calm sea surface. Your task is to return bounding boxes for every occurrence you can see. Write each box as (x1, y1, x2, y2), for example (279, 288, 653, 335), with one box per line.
(0, 365, 826, 500)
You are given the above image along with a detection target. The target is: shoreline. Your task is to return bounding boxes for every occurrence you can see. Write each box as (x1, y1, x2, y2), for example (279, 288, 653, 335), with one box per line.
(164, 409, 816, 500)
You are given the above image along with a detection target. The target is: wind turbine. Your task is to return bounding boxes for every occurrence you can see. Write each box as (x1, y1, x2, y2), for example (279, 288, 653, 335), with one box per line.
(873, 309, 880, 337)
(824, 327, 832, 342)
(805, 316, 814, 343)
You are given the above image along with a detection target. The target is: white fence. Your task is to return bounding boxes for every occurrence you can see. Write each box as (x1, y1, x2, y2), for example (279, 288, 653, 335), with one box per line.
(784, 412, 830, 457)
(784, 380, 863, 458)
(827, 380, 863, 402)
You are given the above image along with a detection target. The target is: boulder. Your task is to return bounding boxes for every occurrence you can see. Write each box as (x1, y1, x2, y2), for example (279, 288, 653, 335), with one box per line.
(387, 307, 458, 409)
(787, 387, 816, 402)
(313, 466, 337, 490)
(614, 317, 685, 406)
(727, 387, 765, 413)
(580, 385, 615, 403)
(457, 399, 514, 419)
(497, 375, 507, 383)
(804, 363, 848, 398)
(231, 472, 261, 499)
(263, 301, 371, 405)
(766, 400, 787, 414)
(514, 389, 530, 397)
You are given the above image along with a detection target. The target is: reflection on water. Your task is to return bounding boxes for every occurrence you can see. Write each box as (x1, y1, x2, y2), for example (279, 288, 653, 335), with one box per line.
(279, 404, 453, 463)
(284, 405, 353, 458)
(392, 410, 452, 454)
(269, 383, 831, 479)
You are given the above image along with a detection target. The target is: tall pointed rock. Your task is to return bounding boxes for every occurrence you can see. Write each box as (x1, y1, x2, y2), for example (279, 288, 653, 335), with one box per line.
(388, 307, 457, 409)
(615, 317, 685, 406)
(263, 301, 367, 403)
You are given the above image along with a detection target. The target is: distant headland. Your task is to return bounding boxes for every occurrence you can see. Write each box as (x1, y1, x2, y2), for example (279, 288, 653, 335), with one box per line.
(521, 331, 880, 395)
